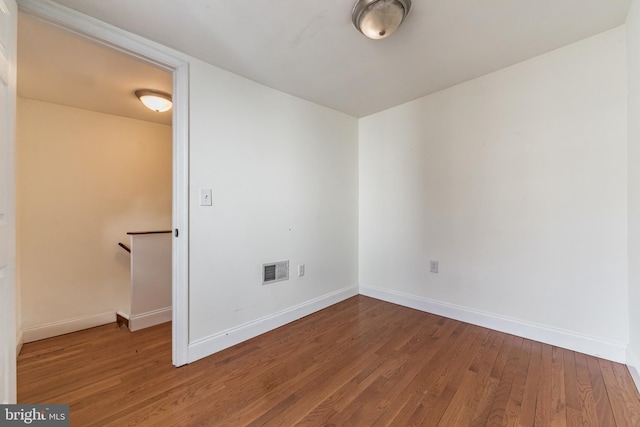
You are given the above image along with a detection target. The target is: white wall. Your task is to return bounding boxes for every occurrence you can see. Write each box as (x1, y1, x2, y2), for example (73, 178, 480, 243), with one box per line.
(627, 0, 640, 390)
(17, 98, 172, 338)
(359, 27, 628, 361)
(18, 3, 634, 375)
(187, 59, 359, 357)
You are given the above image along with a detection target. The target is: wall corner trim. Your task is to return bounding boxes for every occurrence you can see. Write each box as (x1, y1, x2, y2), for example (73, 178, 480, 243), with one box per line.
(22, 311, 115, 343)
(627, 348, 640, 394)
(187, 285, 359, 363)
(16, 331, 23, 357)
(359, 284, 627, 363)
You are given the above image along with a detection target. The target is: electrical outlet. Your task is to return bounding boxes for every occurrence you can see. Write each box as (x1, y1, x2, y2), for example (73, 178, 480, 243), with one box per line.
(298, 264, 305, 277)
(200, 188, 212, 206)
(430, 260, 438, 273)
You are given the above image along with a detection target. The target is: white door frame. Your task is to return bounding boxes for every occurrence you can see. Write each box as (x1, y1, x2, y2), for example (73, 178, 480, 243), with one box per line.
(0, 0, 17, 404)
(17, 0, 190, 366)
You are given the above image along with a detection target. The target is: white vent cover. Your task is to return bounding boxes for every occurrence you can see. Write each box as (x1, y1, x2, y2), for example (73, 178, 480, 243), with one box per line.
(262, 261, 289, 285)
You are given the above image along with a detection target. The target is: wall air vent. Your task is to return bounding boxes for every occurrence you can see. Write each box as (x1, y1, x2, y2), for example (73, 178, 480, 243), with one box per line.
(263, 261, 289, 285)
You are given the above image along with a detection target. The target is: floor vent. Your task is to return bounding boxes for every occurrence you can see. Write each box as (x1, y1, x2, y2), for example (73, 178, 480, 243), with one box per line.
(263, 261, 289, 285)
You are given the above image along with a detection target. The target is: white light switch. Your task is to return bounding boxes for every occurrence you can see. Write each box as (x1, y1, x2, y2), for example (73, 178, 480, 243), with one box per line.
(200, 188, 212, 206)
(298, 264, 305, 277)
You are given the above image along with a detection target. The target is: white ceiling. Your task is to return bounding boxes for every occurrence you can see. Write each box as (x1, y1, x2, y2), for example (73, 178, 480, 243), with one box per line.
(18, 13, 173, 125)
(23, 0, 633, 119)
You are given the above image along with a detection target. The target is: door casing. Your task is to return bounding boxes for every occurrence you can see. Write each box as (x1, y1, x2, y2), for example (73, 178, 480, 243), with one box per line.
(16, 0, 190, 367)
(0, 0, 17, 405)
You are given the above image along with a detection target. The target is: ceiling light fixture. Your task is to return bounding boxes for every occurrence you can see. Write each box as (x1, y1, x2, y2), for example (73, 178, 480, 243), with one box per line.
(352, 0, 411, 40)
(135, 89, 173, 112)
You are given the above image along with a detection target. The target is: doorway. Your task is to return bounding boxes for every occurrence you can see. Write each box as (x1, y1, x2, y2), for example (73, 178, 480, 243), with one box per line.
(16, 5, 189, 367)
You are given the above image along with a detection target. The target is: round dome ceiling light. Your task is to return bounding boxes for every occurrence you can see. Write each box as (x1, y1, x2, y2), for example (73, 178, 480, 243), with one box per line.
(135, 89, 173, 113)
(352, 0, 412, 40)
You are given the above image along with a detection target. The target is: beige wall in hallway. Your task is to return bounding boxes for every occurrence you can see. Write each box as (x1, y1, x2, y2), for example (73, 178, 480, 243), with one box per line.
(17, 98, 172, 334)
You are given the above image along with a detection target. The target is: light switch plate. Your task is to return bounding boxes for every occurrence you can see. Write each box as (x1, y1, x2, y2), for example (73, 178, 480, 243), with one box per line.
(200, 188, 212, 206)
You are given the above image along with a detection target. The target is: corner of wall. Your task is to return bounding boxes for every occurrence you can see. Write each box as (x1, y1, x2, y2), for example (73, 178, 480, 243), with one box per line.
(628, 348, 640, 394)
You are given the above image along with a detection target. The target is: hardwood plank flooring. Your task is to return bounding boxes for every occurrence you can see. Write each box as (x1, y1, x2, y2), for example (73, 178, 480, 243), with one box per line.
(17, 295, 640, 426)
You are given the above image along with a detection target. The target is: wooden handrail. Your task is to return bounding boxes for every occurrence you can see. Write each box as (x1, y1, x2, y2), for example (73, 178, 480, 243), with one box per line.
(118, 242, 131, 253)
(126, 230, 172, 235)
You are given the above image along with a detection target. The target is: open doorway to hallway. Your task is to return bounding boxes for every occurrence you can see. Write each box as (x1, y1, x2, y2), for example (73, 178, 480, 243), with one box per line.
(16, 12, 174, 355)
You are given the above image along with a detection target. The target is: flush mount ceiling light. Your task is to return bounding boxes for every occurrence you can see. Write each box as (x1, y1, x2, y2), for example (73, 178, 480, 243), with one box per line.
(352, 0, 411, 40)
(135, 89, 173, 112)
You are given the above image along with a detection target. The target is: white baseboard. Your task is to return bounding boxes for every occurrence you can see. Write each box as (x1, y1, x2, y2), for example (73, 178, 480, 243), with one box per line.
(359, 284, 627, 363)
(129, 307, 172, 332)
(188, 285, 359, 363)
(16, 330, 23, 356)
(23, 311, 115, 343)
(627, 348, 640, 394)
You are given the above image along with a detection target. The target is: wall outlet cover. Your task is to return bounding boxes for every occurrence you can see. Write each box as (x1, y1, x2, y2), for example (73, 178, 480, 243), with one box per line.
(430, 260, 438, 273)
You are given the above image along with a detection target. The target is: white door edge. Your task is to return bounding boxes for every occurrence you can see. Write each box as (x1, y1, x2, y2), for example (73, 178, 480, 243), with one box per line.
(0, 0, 17, 404)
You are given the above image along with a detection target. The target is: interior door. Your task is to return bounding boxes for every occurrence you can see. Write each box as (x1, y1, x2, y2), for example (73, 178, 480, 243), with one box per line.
(0, 0, 17, 404)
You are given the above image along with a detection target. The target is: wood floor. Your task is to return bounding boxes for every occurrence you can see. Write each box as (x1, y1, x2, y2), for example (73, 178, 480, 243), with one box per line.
(18, 296, 640, 426)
